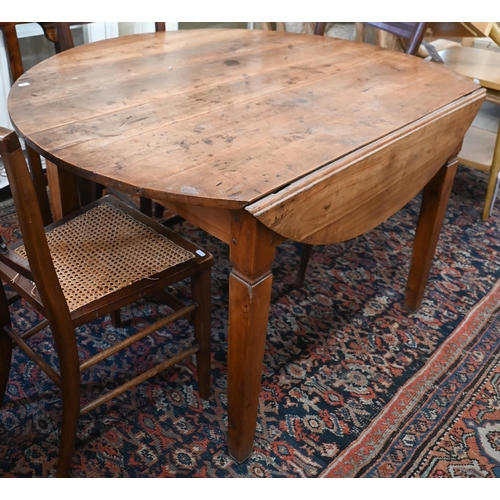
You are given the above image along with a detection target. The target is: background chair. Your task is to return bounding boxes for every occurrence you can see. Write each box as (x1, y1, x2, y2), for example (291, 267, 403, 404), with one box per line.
(314, 22, 427, 56)
(0, 126, 213, 477)
(295, 22, 427, 287)
(435, 43, 500, 220)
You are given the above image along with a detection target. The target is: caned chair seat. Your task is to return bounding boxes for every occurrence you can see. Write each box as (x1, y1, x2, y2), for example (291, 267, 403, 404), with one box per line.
(0, 127, 214, 477)
(12, 202, 195, 312)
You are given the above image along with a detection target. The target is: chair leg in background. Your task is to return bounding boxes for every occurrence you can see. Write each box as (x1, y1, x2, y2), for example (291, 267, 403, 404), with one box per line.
(140, 197, 153, 217)
(191, 268, 212, 400)
(295, 244, 313, 288)
(154, 203, 165, 219)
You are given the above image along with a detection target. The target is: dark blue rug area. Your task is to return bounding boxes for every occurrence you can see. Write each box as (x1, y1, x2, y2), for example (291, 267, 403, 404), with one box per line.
(1, 165, 500, 477)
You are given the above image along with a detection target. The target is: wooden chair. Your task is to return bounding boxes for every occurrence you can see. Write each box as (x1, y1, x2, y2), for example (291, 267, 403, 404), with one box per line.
(0, 126, 213, 477)
(315, 22, 427, 56)
(436, 44, 500, 220)
(295, 23, 427, 287)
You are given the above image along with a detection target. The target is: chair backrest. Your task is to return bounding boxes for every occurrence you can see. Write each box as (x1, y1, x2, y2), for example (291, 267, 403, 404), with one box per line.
(314, 22, 427, 55)
(0, 127, 74, 335)
(364, 23, 427, 55)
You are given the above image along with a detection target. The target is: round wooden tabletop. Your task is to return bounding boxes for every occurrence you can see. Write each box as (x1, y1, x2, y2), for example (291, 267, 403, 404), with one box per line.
(8, 29, 478, 209)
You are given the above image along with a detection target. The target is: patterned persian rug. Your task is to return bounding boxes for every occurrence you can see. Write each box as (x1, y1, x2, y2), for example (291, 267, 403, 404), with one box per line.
(323, 279, 500, 477)
(1, 164, 500, 478)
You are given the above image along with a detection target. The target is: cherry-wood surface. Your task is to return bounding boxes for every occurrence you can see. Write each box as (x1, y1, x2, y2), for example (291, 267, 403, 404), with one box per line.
(7, 28, 484, 463)
(9, 29, 482, 212)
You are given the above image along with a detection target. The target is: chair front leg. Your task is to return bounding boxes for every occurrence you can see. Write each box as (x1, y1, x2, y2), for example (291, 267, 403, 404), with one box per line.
(52, 324, 81, 477)
(56, 383, 80, 477)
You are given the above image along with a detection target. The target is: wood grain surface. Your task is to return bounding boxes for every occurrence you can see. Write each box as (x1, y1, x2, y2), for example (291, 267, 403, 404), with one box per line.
(247, 92, 483, 244)
(9, 29, 481, 213)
